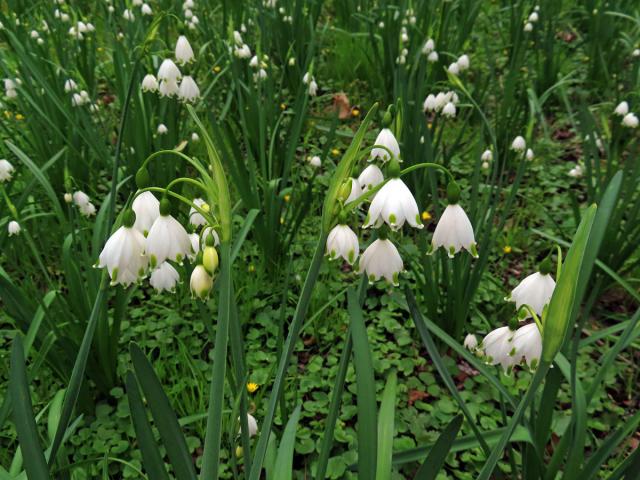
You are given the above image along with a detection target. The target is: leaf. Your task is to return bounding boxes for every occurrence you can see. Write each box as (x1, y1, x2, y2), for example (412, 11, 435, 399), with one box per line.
(414, 415, 463, 480)
(376, 370, 398, 480)
(272, 405, 302, 480)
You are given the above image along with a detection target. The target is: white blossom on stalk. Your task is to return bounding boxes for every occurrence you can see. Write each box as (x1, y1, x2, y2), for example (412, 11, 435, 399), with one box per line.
(364, 178, 422, 230)
(308, 155, 321, 168)
(73, 191, 96, 217)
(568, 164, 583, 178)
(123, 9, 135, 21)
(423, 94, 437, 112)
(464, 334, 478, 351)
(191, 132, 200, 142)
(64, 79, 77, 92)
(357, 164, 384, 193)
(308, 79, 318, 97)
(508, 271, 555, 317)
(511, 136, 526, 152)
(190, 264, 213, 298)
(188, 233, 201, 259)
(526, 148, 534, 161)
(0, 159, 14, 182)
(141, 4, 153, 15)
(141, 74, 158, 92)
(132, 191, 160, 235)
(233, 30, 243, 46)
(8, 220, 20, 236)
(345, 178, 362, 204)
(326, 224, 359, 264)
(175, 35, 194, 65)
(178, 76, 200, 103)
(249, 55, 259, 68)
(422, 38, 435, 54)
(146, 198, 192, 267)
(157, 59, 181, 82)
(448, 62, 460, 75)
(456, 54, 470, 71)
(524, 22, 533, 32)
(370, 128, 400, 163)
(234, 44, 252, 59)
(512, 323, 542, 368)
(149, 262, 180, 292)
(481, 150, 493, 162)
(481, 326, 516, 371)
(528, 11, 539, 22)
(614, 101, 628, 116)
(189, 198, 208, 227)
(98, 211, 148, 286)
(431, 185, 477, 258)
(622, 113, 639, 128)
(157, 124, 168, 135)
(442, 101, 456, 118)
(359, 238, 404, 285)
(158, 79, 179, 97)
(633, 49, 640, 58)
(239, 414, 259, 438)
(64, 192, 73, 203)
(427, 51, 439, 62)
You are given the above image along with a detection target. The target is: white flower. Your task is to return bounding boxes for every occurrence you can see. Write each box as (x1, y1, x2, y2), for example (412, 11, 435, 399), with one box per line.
(146, 209, 192, 267)
(308, 79, 318, 97)
(8, 220, 20, 236)
(512, 323, 542, 368)
(345, 178, 362, 204)
(357, 164, 384, 193)
(622, 113, 639, 128)
(141, 74, 158, 92)
(427, 51, 439, 62)
(0, 159, 14, 182)
(442, 101, 456, 118)
(175, 35, 194, 65)
(249, 55, 259, 68)
(482, 161, 490, 170)
(141, 3, 153, 15)
(73, 191, 91, 207)
(528, 11, 539, 22)
(568, 164, 583, 178)
(481, 149, 493, 162)
(423, 94, 437, 112)
(526, 148, 534, 161)
(302, 72, 311, 84)
(482, 326, 516, 371)
(78, 202, 96, 217)
(508, 271, 555, 317)
(431, 204, 477, 258)
(422, 38, 435, 54)
(359, 238, 403, 285)
(98, 221, 148, 286)
(308, 155, 321, 168)
(511, 136, 526, 152)
(234, 44, 252, 59)
(157, 59, 181, 82)
(326, 224, 359, 264)
(64, 79, 77, 92)
(239, 414, 259, 438)
(157, 124, 168, 135)
(189, 198, 208, 227)
(158, 80, 179, 97)
(364, 178, 422, 230)
(448, 62, 460, 75)
(254, 68, 268, 81)
(464, 334, 478, 351)
(123, 9, 135, 21)
(457, 54, 470, 71)
(434, 92, 448, 111)
(133, 0, 143, 6)
(614, 101, 628, 116)
(149, 262, 180, 292)
(178, 76, 200, 103)
(132, 191, 160, 235)
(184, 9, 193, 19)
(633, 49, 640, 57)
(64, 192, 73, 203)
(233, 30, 243, 46)
(370, 128, 400, 163)
(191, 132, 200, 142)
(189, 233, 201, 259)
(524, 22, 533, 32)
(190, 264, 213, 298)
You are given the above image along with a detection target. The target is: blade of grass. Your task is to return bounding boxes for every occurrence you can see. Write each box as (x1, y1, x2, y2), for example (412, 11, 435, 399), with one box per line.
(272, 404, 302, 480)
(376, 370, 398, 480)
(414, 414, 463, 480)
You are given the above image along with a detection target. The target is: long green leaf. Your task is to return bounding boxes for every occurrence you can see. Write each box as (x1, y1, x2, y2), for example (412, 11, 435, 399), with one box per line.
(376, 370, 398, 480)
(414, 415, 463, 480)
(272, 405, 302, 480)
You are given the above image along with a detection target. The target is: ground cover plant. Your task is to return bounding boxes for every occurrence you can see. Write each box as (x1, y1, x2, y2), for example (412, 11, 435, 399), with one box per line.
(0, 0, 639, 478)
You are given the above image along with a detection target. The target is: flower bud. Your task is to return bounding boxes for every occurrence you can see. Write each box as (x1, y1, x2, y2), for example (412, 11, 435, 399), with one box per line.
(136, 167, 151, 189)
(190, 264, 213, 299)
(203, 241, 219, 274)
(446, 180, 460, 204)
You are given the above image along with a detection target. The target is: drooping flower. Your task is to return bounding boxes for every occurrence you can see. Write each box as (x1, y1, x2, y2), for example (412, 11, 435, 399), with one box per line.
(189, 198, 209, 227)
(359, 238, 404, 285)
(149, 262, 180, 292)
(481, 326, 516, 371)
(64, 78, 78, 92)
(423, 94, 437, 112)
(370, 128, 400, 163)
(308, 155, 321, 168)
(132, 191, 160, 235)
(73, 190, 97, 217)
(345, 178, 362, 204)
(481, 149, 493, 162)
(427, 51, 439, 62)
(508, 270, 555, 317)
(308, 79, 318, 96)
(528, 11, 539, 22)
(442, 101, 456, 118)
(622, 112, 639, 128)
(456, 54, 470, 71)
(326, 224, 359, 264)
(141, 74, 158, 92)
(157, 124, 168, 135)
(526, 148, 534, 161)
(8, 220, 20, 236)
(422, 38, 435, 54)
(511, 136, 526, 152)
(175, 35, 194, 65)
(568, 164, 583, 178)
(157, 59, 182, 83)
(238, 414, 259, 438)
(146, 198, 192, 267)
(511, 323, 542, 368)
(447, 62, 460, 75)
(364, 178, 422, 230)
(357, 164, 384, 193)
(97, 210, 148, 286)
(158, 79, 179, 97)
(614, 101, 629, 116)
(0, 159, 15, 182)
(463, 334, 478, 351)
(190, 264, 213, 298)
(178, 76, 200, 103)
(431, 182, 477, 258)
(524, 22, 533, 32)
(141, 3, 153, 15)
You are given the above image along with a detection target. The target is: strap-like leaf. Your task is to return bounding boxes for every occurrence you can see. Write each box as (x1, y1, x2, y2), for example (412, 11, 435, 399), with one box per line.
(376, 371, 398, 480)
(414, 415, 463, 480)
(272, 404, 302, 480)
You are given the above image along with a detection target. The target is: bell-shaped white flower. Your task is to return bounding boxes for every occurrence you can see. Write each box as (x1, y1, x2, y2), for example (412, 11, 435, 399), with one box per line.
(175, 35, 194, 65)
(481, 326, 516, 371)
(157, 59, 181, 82)
(178, 76, 200, 103)
(64, 79, 77, 92)
(141, 74, 158, 92)
(98, 211, 148, 286)
(132, 191, 160, 235)
(422, 38, 435, 54)
(8, 220, 20, 236)
(190, 264, 213, 299)
(158, 79, 179, 97)
(146, 198, 192, 267)
(308, 79, 318, 96)
(308, 155, 321, 168)
(189, 198, 209, 227)
(157, 124, 168, 135)
(511, 136, 526, 152)
(423, 94, 437, 112)
(370, 128, 400, 163)
(0, 159, 14, 182)
(427, 51, 439, 62)
(123, 9, 135, 21)
(78, 202, 96, 217)
(526, 148, 534, 161)
(464, 333, 478, 351)
(239, 413, 259, 438)
(528, 11, 539, 22)
(508, 270, 555, 317)
(524, 22, 533, 32)
(234, 44, 252, 59)
(481, 149, 493, 162)
(364, 178, 422, 230)
(149, 262, 180, 292)
(357, 164, 384, 193)
(249, 55, 259, 68)
(359, 238, 403, 285)
(447, 62, 460, 75)
(431, 184, 477, 258)
(141, 3, 153, 15)
(457, 54, 470, 71)
(614, 101, 629, 116)
(442, 102, 456, 118)
(622, 112, 639, 128)
(568, 164, 583, 178)
(326, 224, 359, 264)
(512, 323, 542, 368)
(345, 178, 362, 204)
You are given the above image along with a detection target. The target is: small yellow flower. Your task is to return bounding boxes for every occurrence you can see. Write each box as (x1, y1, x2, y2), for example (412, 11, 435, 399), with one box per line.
(248, 264, 255, 273)
(15, 113, 24, 121)
(427, 122, 433, 130)
(421, 211, 431, 221)
(503, 245, 512, 254)
(4, 111, 12, 119)
(280, 216, 285, 224)
(201, 202, 210, 213)
(247, 382, 259, 393)
(280, 103, 287, 110)
(235, 446, 243, 458)
(283, 194, 291, 203)
(331, 148, 340, 157)
(213, 65, 221, 73)
(351, 108, 360, 117)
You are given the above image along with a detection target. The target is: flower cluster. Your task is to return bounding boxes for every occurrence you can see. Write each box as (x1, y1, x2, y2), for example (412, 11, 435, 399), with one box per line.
(447, 54, 470, 75)
(4, 78, 18, 99)
(421, 38, 439, 63)
(423, 90, 460, 118)
(614, 101, 639, 128)
(232, 30, 252, 59)
(524, 5, 540, 32)
(303, 72, 318, 97)
(72, 191, 97, 217)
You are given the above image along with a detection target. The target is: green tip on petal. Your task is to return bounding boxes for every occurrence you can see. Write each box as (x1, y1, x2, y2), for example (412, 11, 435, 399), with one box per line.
(112, 268, 118, 282)
(470, 243, 479, 258)
(388, 213, 397, 224)
(448, 246, 456, 257)
(348, 250, 355, 264)
(149, 255, 157, 269)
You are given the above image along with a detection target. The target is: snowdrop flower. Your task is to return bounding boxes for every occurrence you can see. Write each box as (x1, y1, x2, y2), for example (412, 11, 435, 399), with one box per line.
(123, 9, 135, 21)
(73, 191, 91, 208)
(239, 414, 259, 438)
(178, 76, 200, 103)
(157, 124, 168, 135)
(233, 30, 243, 46)
(8, 220, 20, 236)
(308, 155, 321, 168)
(158, 80, 179, 97)
(78, 202, 96, 217)
(512, 323, 542, 368)
(249, 55, 259, 68)
(4, 79, 17, 91)
(255, 68, 268, 81)
(508, 269, 555, 317)
(189, 198, 209, 227)
(524, 22, 533, 32)
(427, 51, 439, 62)
(448, 62, 460, 75)
(370, 128, 400, 163)
(431, 205, 477, 258)
(157, 59, 181, 82)
(97, 210, 148, 286)
(234, 44, 252, 59)
(184, 9, 193, 19)
(175, 36, 194, 65)
(141, 74, 158, 92)
(422, 38, 435, 54)
(149, 262, 180, 292)
(442, 101, 456, 118)
(0, 159, 14, 182)
(345, 178, 362, 204)
(622, 113, 639, 128)
(423, 94, 437, 112)
(359, 238, 404, 285)
(614, 101, 629, 116)
(132, 191, 160, 235)
(190, 264, 213, 298)
(482, 161, 490, 170)
(481, 326, 516, 371)
(364, 178, 422, 230)
(457, 54, 470, 71)
(133, 0, 143, 6)
(183, 0, 195, 9)
(326, 224, 359, 264)
(302, 72, 311, 84)
(528, 11, 539, 22)
(190, 132, 200, 143)
(357, 164, 384, 193)
(568, 164, 583, 178)
(481, 149, 493, 162)
(511, 136, 526, 152)
(308, 79, 318, 96)
(64, 78, 77, 92)
(433, 92, 448, 111)
(141, 4, 153, 15)
(464, 334, 478, 351)
(633, 48, 640, 58)
(188, 233, 201, 259)
(30, 30, 40, 39)
(146, 198, 192, 267)
(400, 27, 408, 43)
(526, 148, 534, 161)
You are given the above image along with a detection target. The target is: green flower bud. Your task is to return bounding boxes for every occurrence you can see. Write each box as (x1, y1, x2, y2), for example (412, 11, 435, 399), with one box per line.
(446, 180, 460, 204)
(159, 197, 172, 216)
(122, 209, 136, 228)
(388, 157, 401, 178)
(135, 167, 151, 189)
(203, 246, 219, 274)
